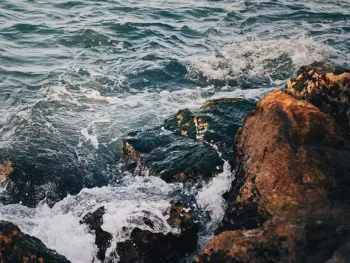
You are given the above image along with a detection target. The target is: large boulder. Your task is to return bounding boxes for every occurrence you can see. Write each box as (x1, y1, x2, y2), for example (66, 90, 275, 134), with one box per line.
(0, 220, 70, 263)
(219, 90, 350, 232)
(123, 130, 224, 182)
(285, 61, 350, 135)
(164, 98, 256, 162)
(122, 98, 255, 181)
(198, 89, 350, 262)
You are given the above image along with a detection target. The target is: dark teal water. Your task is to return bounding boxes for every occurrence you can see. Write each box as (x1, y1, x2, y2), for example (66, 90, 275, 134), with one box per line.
(0, 0, 349, 262)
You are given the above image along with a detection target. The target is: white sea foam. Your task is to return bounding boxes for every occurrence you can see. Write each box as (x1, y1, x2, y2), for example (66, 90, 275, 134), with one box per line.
(81, 128, 99, 149)
(84, 89, 120, 103)
(196, 161, 233, 225)
(188, 33, 335, 81)
(0, 175, 182, 263)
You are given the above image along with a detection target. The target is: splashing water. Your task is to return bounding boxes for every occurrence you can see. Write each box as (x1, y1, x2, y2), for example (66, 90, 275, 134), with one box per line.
(0, 0, 348, 261)
(188, 34, 336, 82)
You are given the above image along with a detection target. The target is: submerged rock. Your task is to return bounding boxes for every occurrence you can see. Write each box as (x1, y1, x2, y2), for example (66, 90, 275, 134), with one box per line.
(80, 206, 112, 262)
(122, 98, 255, 181)
(285, 61, 350, 135)
(0, 220, 70, 263)
(198, 89, 350, 262)
(123, 129, 224, 182)
(164, 98, 256, 162)
(116, 202, 198, 263)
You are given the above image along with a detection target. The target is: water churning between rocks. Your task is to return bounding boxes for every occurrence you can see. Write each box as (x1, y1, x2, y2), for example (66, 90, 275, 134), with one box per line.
(0, 0, 349, 262)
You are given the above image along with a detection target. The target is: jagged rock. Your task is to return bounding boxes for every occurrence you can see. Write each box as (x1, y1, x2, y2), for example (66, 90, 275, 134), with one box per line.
(219, 89, 350, 232)
(116, 202, 198, 263)
(123, 130, 224, 182)
(198, 89, 350, 262)
(122, 98, 255, 181)
(198, 217, 350, 263)
(80, 206, 112, 262)
(285, 61, 350, 135)
(164, 98, 256, 162)
(0, 220, 70, 263)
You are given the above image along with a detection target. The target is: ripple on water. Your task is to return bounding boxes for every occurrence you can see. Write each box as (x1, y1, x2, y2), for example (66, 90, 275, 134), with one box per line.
(0, 0, 349, 261)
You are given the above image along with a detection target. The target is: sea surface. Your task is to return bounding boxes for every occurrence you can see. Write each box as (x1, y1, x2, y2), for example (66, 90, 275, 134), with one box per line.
(0, 0, 349, 262)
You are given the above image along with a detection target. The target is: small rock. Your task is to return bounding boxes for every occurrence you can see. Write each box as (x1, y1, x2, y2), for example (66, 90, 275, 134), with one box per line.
(0, 220, 70, 263)
(80, 206, 112, 262)
(116, 202, 198, 263)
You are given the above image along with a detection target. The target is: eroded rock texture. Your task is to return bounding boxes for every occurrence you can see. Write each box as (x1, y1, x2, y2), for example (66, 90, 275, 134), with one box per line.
(285, 61, 350, 135)
(123, 130, 224, 182)
(198, 89, 350, 263)
(0, 220, 70, 263)
(122, 98, 255, 181)
(199, 216, 350, 263)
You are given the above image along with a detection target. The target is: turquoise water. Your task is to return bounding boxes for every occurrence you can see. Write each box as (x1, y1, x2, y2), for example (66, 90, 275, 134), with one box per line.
(0, 0, 349, 262)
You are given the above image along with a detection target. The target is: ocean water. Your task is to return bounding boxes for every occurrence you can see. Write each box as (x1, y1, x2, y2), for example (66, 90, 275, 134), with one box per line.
(0, 0, 349, 262)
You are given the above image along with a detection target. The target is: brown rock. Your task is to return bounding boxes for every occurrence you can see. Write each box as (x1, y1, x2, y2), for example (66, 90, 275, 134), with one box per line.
(0, 162, 14, 183)
(229, 90, 349, 222)
(198, 89, 350, 262)
(0, 220, 70, 263)
(285, 61, 350, 135)
(199, 216, 350, 263)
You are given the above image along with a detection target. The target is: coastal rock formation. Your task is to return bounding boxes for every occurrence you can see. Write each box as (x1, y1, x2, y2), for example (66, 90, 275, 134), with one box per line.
(122, 98, 255, 181)
(164, 98, 255, 155)
(164, 98, 256, 162)
(116, 202, 198, 263)
(223, 90, 349, 226)
(80, 206, 112, 262)
(198, 88, 350, 262)
(285, 61, 350, 135)
(81, 202, 198, 262)
(0, 220, 70, 263)
(123, 130, 224, 181)
(199, 216, 350, 263)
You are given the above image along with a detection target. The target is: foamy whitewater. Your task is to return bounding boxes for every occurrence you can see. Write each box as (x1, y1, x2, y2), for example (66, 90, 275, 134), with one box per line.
(0, 36, 340, 261)
(0, 0, 349, 261)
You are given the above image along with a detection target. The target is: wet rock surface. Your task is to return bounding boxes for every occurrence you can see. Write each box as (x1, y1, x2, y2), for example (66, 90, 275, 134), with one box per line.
(116, 202, 198, 263)
(222, 90, 350, 228)
(124, 130, 224, 182)
(199, 216, 350, 263)
(164, 98, 256, 162)
(0, 162, 14, 184)
(0, 220, 70, 263)
(122, 98, 255, 181)
(198, 81, 350, 262)
(80, 206, 112, 262)
(285, 61, 350, 135)
(79, 202, 198, 263)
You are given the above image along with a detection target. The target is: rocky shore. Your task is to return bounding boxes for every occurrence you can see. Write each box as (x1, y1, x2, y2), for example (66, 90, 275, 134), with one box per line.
(198, 62, 350, 263)
(0, 62, 349, 262)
